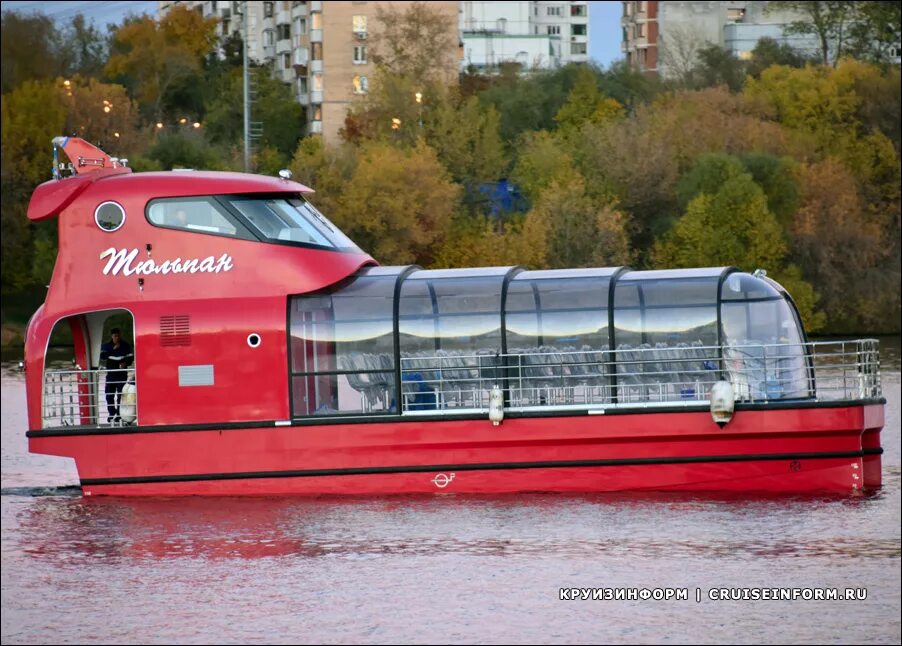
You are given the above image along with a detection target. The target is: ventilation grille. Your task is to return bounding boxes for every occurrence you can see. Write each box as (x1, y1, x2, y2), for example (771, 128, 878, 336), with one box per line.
(160, 315, 191, 346)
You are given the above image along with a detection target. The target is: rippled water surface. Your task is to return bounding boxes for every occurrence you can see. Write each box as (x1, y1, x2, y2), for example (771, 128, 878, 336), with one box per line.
(2, 340, 900, 644)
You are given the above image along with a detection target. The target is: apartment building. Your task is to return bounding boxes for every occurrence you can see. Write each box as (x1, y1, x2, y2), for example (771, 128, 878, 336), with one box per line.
(621, 1, 824, 77)
(160, 1, 457, 144)
(460, 1, 589, 71)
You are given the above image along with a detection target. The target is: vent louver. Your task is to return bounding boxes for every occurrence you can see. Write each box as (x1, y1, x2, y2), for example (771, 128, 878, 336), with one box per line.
(160, 315, 191, 346)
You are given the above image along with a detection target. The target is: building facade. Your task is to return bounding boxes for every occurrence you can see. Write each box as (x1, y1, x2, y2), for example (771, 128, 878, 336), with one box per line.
(159, 1, 458, 144)
(621, 1, 824, 77)
(460, 1, 589, 71)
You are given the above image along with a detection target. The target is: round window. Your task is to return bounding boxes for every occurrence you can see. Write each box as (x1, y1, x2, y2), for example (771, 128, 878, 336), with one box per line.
(95, 202, 126, 232)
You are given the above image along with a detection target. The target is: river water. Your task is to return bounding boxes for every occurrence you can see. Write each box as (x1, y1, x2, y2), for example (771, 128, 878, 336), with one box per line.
(2, 339, 900, 644)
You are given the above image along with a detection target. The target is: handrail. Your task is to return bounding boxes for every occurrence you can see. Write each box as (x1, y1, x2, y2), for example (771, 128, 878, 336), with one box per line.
(42, 367, 137, 429)
(398, 340, 881, 414)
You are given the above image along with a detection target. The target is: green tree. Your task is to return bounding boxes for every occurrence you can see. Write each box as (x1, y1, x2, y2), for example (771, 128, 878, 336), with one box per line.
(846, 1, 902, 65)
(739, 152, 800, 227)
(654, 174, 824, 330)
(426, 94, 508, 186)
(334, 141, 460, 265)
(554, 67, 624, 132)
(0, 79, 66, 289)
(510, 130, 578, 203)
(747, 37, 810, 79)
(766, 1, 857, 67)
(691, 44, 748, 92)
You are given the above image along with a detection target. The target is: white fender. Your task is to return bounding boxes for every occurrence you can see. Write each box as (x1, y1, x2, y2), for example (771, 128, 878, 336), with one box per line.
(710, 380, 735, 428)
(120, 381, 137, 424)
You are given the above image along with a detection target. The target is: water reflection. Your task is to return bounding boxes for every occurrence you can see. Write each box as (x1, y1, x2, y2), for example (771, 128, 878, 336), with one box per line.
(9, 491, 899, 565)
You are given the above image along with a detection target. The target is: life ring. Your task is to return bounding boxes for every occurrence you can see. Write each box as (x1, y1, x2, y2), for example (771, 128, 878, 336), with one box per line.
(120, 381, 137, 424)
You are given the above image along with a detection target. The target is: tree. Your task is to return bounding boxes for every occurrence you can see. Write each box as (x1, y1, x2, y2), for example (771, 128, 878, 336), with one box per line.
(333, 142, 460, 265)
(529, 176, 632, 269)
(654, 173, 824, 330)
(370, 2, 457, 87)
(60, 76, 147, 156)
(0, 12, 67, 93)
(432, 213, 548, 268)
(790, 159, 888, 331)
(426, 94, 508, 186)
(510, 131, 578, 203)
(61, 14, 108, 79)
(0, 79, 67, 289)
(691, 44, 748, 92)
(767, 1, 858, 67)
(846, 1, 902, 65)
(747, 37, 810, 79)
(657, 23, 705, 84)
(105, 6, 218, 119)
(554, 67, 624, 132)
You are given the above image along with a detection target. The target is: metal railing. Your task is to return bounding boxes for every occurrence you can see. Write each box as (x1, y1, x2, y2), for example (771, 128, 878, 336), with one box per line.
(42, 368, 137, 429)
(399, 340, 881, 415)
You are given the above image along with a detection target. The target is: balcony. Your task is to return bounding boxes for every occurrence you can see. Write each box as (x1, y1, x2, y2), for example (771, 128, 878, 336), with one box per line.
(291, 3, 307, 18)
(297, 92, 310, 105)
(276, 39, 292, 54)
(310, 59, 323, 73)
(309, 120, 323, 134)
(310, 90, 323, 103)
(310, 28, 322, 42)
(310, 0, 322, 10)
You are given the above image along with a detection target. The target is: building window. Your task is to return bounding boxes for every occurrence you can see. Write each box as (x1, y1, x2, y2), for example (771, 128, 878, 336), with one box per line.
(277, 23, 290, 40)
(312, 73, 323, 91)
(210, 1, 218, 12)
(312, 42, 322, 60)
(311, 11, 322, 30)
(497, 18, 507, 33)
(547, 25, 560, 35)
(263, 29, 274, 46)
(294, 17, 306, 34)
(571, 42, 587, 55)
(546, 6, 562, 17)
(352, 14, 367, 34)
(282, 52, 291, 69)
(570, 4, 587, 17)
(298, 76, 308, 93)
(264, 2, 274, 18)
(572, 23, 587, 36)
(352, 75, 368, 94)
(353, 45, 367, 64)
(727, 7, 747, 21)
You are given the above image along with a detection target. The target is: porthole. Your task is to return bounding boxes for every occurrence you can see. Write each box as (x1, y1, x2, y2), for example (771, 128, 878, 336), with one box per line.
(95, 201, 126, 232)
(247, 333, 262, 348)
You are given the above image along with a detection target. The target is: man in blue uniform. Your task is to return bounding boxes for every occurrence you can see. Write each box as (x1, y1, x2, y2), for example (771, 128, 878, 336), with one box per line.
(100, 327, 134, 424)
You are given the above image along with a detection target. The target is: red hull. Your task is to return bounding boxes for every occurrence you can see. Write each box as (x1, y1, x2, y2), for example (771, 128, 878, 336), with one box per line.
(29, 404, 884, 496)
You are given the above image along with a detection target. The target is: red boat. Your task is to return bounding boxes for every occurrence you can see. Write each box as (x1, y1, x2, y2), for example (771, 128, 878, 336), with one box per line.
(24, 137, 884, 496)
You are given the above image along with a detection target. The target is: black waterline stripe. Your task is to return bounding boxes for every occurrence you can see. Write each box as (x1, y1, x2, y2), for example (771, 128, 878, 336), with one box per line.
(81, 449, 883, 487)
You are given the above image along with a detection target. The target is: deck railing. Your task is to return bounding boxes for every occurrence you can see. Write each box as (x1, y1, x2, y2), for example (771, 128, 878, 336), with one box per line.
(39, 340, 881, 426)
(398, 340, 881, 414)
(42, 368, 137, 428)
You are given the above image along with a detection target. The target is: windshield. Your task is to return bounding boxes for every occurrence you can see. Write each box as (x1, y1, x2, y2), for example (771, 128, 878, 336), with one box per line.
(227, 196, 360, 250)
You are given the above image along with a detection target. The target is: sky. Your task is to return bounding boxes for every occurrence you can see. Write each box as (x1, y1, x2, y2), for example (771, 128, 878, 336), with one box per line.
(1, 0, 625, 67)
